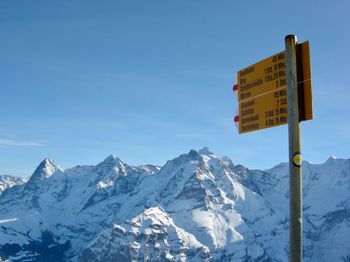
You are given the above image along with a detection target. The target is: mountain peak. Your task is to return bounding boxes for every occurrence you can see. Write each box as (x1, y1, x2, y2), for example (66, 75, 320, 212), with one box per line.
(96, 154, 124, 170)
(0, 175, 28, 194)
(198, 147, 214, 156)
(28, 158, 63, 182)
(327, 156, 337, 162)
(39, 157, 61, 172)
(42, 157, 55, 166)
(101, 154, 121, 165)
(93, 154, 127, 179)
(1, 150, 350, 261)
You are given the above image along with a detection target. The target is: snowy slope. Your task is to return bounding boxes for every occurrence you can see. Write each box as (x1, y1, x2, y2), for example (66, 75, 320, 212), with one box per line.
(263, 158, 350, 261)
(0, 175, 27, 195)
(79, 148, 279, 261)
(80, 206, 211, 262)
(237, 157, 350, 261)
(0, 149, 349, 261)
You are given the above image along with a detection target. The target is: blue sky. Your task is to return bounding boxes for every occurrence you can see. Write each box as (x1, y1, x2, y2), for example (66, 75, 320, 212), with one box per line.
(1, 0, 350, 177)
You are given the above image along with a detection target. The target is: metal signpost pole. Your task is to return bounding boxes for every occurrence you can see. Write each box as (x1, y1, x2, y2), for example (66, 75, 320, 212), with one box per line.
(285, 35, 302, 262)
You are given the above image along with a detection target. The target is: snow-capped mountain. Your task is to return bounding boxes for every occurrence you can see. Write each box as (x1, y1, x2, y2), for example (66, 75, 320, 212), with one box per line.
(0, 149, 349, 261)
(0, 175, 27, 195)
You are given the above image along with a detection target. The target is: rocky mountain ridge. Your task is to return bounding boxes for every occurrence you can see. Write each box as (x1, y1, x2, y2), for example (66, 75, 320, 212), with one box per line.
(0, 175, 27, 195)
(0, 149, 349, 261)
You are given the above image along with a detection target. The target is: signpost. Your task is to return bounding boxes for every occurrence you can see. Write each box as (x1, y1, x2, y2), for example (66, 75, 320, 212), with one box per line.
(238, 87, 288, 133)
(237, 50, 286, 102)
(234, 41, 312, 134)
(233, 35, 313, 262)
(286, 35, 302, 262)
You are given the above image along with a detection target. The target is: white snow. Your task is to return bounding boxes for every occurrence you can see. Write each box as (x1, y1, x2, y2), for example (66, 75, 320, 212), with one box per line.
(0, 150, 349, 261)
(0, 217, 18, 224)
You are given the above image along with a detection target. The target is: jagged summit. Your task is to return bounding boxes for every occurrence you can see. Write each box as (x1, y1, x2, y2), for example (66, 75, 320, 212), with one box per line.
(198, 147, 214, 156)
(187, 149, 201, 159)
(103, 154, 120, 162)
(0, 175, 27, 195)
(325, 155, 338, 164)
(28, 158, 63, 182)
(176, 148, 217, 164)
(0, 151, 349, 261)
(96, 154, 129, 175)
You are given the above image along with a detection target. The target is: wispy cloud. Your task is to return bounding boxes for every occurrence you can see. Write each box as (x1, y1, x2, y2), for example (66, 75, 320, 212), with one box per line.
(0, 138, 44, 147)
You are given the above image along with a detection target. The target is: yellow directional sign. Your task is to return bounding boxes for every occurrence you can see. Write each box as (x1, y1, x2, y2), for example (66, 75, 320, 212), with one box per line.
(236, 41, 313, 134)
(237, 42, 311, 103)
(238, 51, 286, 102)
(239, 87, 288, 133)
